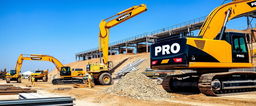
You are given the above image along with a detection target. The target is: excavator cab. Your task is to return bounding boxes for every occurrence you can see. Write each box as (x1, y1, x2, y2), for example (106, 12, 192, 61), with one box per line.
(9, 70, 16, 75)
(60, 66, 71, 76)
(5, 69, 21, 83)
(220, 32, 250, 63)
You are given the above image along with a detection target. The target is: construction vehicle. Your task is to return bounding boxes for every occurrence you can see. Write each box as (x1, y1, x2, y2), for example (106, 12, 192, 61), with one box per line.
(0, 68, 7, 80)
(30, 70, 48, 82)
(6, 54, 85, 84)
(86, 4, 147, 85)
(149, 0, 256, 96)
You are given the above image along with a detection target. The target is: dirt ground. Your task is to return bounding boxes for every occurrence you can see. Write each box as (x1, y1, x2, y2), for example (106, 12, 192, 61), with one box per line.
(2, 53, 256, 106)
(2, 79, 256, 106)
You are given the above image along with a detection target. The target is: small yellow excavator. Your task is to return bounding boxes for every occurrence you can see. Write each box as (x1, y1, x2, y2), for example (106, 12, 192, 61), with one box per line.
(6, 54, 85, 84)
(86, 4, 147, 85)
(149, 0, 256, 96)
(30, 70, 48, 82)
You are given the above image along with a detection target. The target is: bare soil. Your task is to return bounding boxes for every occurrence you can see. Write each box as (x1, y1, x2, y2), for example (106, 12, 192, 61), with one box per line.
(1, 53, 256, 106)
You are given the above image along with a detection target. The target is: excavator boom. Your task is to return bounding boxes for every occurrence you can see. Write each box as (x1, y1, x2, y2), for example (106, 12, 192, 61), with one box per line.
(99, 4, 147, 64)
(86, 4, 147, 85)
(199, 0, 256, 39)
(14, 54, 64, 75)
(21, 54, 64, 71)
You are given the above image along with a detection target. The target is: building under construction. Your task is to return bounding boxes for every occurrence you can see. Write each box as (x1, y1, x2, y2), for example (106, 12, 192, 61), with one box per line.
(75, 16, 205, 61)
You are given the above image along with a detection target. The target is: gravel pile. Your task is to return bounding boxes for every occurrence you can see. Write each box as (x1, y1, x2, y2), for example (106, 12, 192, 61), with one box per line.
(104, 71, 170, 100)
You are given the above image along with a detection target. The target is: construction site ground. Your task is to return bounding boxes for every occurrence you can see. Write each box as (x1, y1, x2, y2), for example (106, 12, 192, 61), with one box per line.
(1, 53, 256, 106)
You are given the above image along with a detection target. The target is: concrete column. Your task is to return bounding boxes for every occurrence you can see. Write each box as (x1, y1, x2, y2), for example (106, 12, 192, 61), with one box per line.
(187, 26, 191, 36)
(136, 43, 138, 54)
(119, 47, 122, 54)
(126, 43, 128, 54)
(146, 37, 149, 52)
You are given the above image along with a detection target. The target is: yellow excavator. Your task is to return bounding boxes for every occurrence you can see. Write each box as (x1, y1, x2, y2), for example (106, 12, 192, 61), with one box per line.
(31, 70, 48, 82)
(6, 54, 85, 84)
(150, 0, 256, 96)
(86, 4, 147, 85)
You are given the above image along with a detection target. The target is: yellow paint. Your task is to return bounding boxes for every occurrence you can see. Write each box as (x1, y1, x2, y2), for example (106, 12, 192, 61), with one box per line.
(189, 62, 253, 68)
(187, 38, 232, 63)
(161, 59, 170, 64)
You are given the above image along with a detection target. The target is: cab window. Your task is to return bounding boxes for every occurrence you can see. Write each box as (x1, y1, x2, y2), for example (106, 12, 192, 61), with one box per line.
(233, 36, 248, 53)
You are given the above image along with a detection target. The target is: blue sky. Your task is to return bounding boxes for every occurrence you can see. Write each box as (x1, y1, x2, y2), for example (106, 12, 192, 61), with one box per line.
(0, 0, 249, 72)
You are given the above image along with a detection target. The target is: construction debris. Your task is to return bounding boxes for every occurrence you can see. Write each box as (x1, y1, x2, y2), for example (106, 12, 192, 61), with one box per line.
(0, 84, 36, 95)
(104, 71, 170, 100)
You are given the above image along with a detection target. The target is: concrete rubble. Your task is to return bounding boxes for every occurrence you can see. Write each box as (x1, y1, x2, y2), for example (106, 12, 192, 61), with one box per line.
(104, 71, 170, 100)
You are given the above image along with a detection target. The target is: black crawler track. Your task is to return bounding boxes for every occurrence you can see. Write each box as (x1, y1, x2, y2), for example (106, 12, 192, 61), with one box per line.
(198, 71, 256, 96)
(52, 78, 84, 85)
(162, 71, 256, 96)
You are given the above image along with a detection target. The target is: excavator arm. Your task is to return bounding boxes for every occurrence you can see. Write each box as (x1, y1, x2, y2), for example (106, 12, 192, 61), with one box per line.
(199, 0, 256, 39)
(99, 4, 147, 64)
(14, 54, 64, 75)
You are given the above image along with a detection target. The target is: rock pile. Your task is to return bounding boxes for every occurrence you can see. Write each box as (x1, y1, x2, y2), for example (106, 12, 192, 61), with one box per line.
(104, 71, 170, 100)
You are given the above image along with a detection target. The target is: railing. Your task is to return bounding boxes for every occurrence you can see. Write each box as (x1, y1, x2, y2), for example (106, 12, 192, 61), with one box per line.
(76, 16, 206, 56)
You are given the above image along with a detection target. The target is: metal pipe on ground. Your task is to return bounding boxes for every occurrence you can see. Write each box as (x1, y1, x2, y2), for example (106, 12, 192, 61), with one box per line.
(0, 97, 75, 106)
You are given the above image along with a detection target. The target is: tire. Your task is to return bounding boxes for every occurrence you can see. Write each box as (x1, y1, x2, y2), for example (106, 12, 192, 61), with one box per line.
(6, 78, 10, 83)
(35, 78, 38, 82)
(99, 72, 112, 85)
(17, 77, 21, 83)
